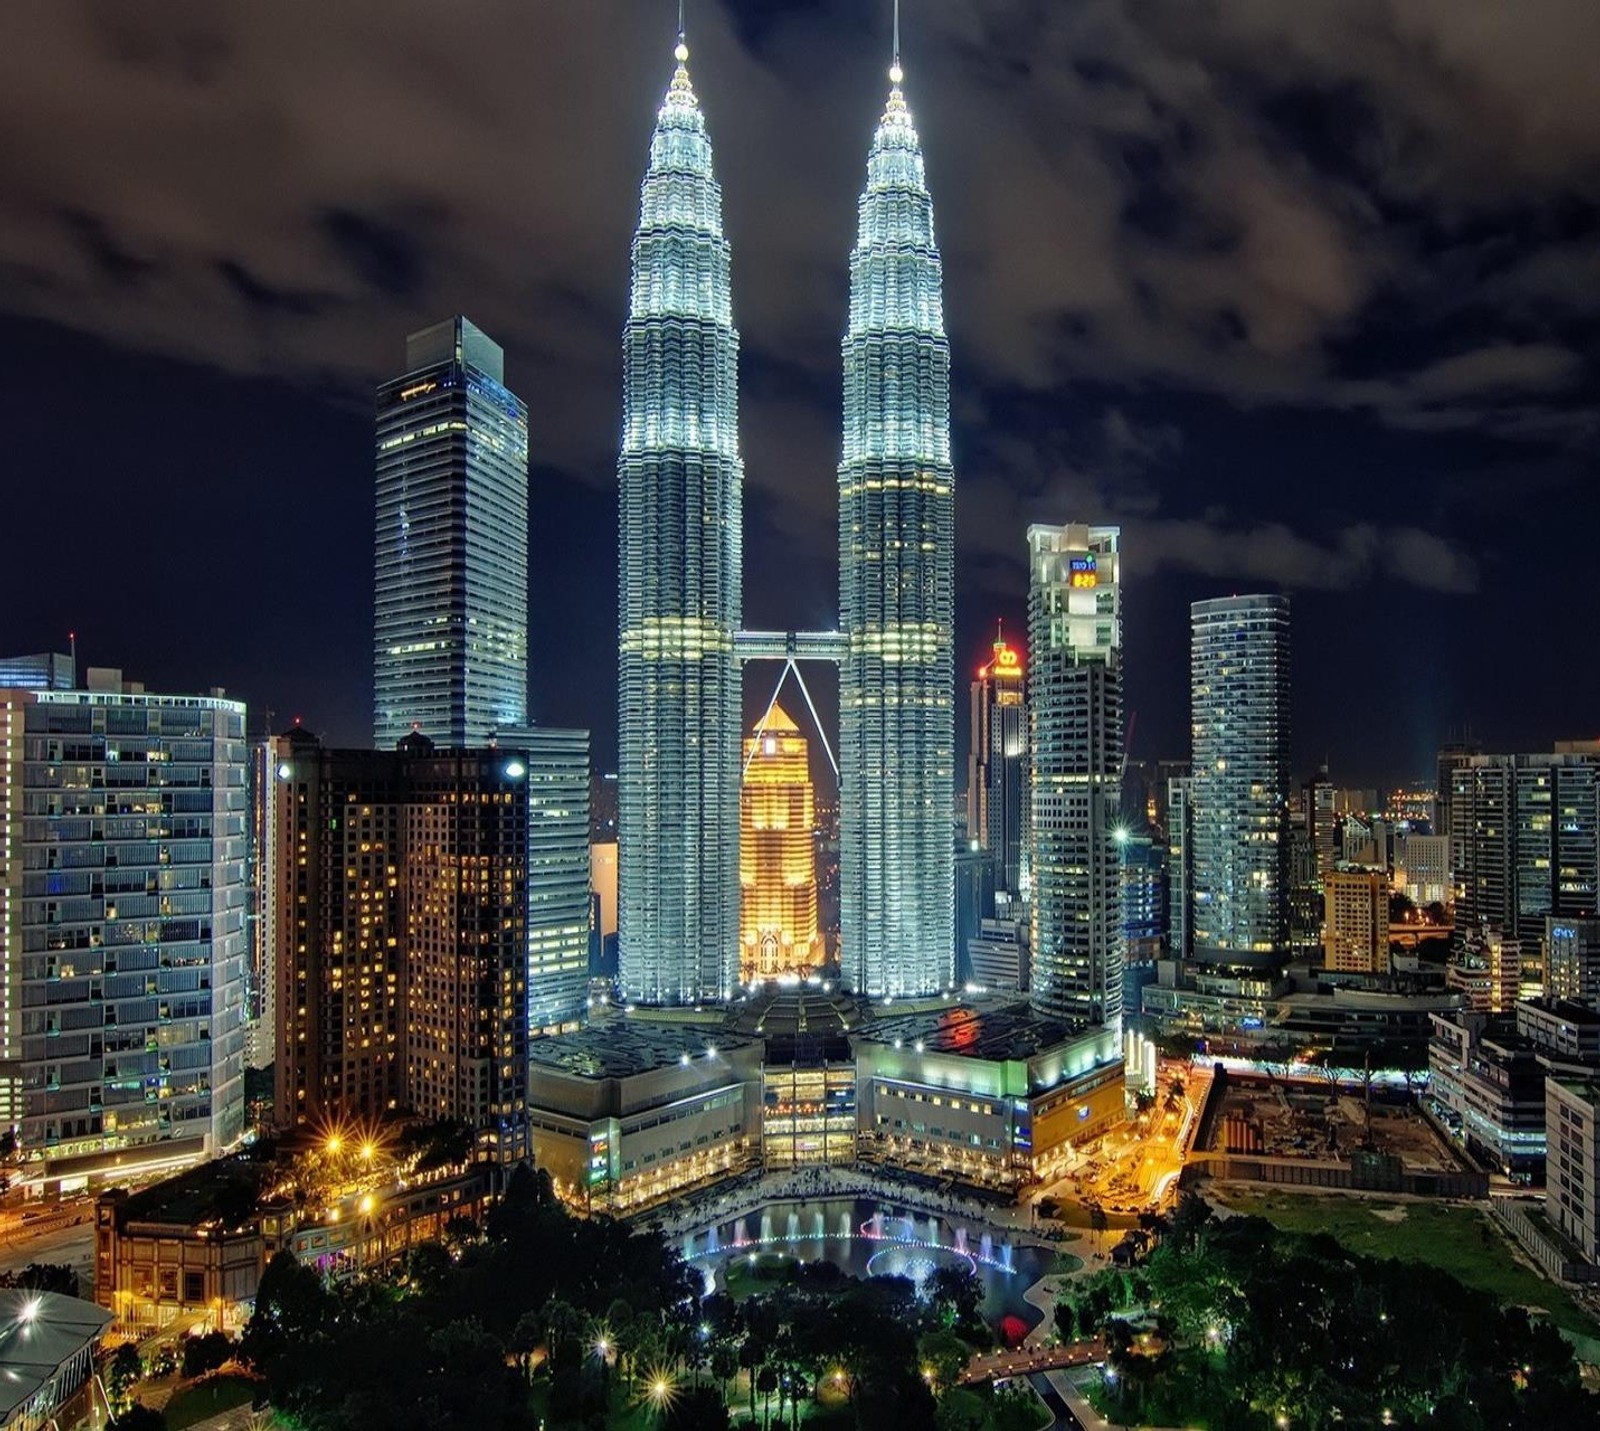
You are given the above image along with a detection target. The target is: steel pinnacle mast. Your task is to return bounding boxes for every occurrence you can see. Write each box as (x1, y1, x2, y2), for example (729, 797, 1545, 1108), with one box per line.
(838, 55, 956, 996)
(617, 34, 743, 1003)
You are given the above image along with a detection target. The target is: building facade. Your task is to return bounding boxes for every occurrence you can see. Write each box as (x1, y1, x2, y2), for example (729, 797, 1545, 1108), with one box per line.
(739, 705, 821, 982)
(1548, 918, 1600, 1005)
(374, 316, 529, 747)
(1026, 524, 1123, 1030)
(1188, 595, 1292, 960)
(269, 729, 589, 1147)
(617, 38, 744, 1006)
(510, 728, 592, 1038)
(837, 60, 955, 999)
(0, 682, 248, 1184)
(967, 631, 1027, 904)
(1449, 752, 1600, 948)
(1322, 868, 1389, 975)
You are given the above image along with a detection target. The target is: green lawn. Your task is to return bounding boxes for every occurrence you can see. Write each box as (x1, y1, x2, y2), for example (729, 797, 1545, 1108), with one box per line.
(1213, 1191, 1600, 1344)
(163, 1372, 259, 1429)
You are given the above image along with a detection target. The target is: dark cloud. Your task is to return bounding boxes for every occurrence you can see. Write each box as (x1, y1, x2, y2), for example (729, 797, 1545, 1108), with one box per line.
(0, 1, 1595, 781)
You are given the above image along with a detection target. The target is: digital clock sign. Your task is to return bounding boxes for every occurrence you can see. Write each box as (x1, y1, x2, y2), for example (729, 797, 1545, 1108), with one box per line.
(1069, 555, 1098, 589)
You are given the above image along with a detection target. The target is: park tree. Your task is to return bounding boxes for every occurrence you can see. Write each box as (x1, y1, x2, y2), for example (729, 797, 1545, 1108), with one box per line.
(105, 1343, 143, 1411)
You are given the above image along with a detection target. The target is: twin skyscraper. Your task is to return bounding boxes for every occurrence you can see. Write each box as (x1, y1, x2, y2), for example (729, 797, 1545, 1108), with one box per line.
(618, 29, 955, 1004)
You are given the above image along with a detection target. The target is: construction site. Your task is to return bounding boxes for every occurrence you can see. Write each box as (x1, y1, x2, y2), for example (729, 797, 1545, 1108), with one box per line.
(1180, 1067, 1487, 1197)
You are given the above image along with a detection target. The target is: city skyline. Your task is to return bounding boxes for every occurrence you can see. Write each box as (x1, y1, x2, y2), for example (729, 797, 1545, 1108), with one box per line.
(2, 4, 1597, 793)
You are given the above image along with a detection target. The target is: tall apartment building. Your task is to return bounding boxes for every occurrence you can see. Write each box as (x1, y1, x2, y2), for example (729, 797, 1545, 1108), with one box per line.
(1322, 868, 1389, 976)
(374, 316, 529, 747)
(270, 732, 407, 1129)
(269, 728, 589, 1150)
(1449, 752, 1600, 947)
(0, 676, 247, 1183)
(1026, 524, 1123, 1029)
(967, 630, 1027, 904)
(1188, 595, 1291, 960)
(739, 705, 821, 982)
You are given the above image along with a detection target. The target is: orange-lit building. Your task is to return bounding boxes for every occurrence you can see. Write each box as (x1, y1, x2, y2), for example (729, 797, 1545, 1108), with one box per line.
(740, 705, 821, 981)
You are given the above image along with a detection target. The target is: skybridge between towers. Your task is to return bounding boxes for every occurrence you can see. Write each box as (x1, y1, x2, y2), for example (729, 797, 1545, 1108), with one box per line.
(735, 629, 848, 782)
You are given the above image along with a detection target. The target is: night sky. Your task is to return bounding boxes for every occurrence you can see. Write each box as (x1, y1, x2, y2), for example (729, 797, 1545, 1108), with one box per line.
(2, 1, 1596, 792)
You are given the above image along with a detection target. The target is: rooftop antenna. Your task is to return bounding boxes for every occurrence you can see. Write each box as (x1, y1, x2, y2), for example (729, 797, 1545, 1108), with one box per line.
(890, 0, 903, 84)
(676, 0, 688, 63)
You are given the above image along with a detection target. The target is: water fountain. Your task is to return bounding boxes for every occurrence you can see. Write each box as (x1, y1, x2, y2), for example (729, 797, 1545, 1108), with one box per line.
(684, 1232, 696, 1260)
(735, 1217, 750, 1246)
(979, 1231, 994, 1263)
(839, 1211, 853, 1239)
(927, 1214, 939, 1246)
(707, 1225, 720, 1255)
(954, 1227, 968, 1255)
(786, 1210, 800, 1241)
(813, 1210, 826, 1239)
(1000, 1242, 1014, 1273)
(760, 1211, 774, 1242)
(868, 1211, 885, 1239)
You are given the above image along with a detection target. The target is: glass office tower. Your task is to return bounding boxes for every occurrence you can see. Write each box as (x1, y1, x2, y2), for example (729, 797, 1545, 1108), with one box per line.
(0, 683, 248, 1173)
(1027, 525, 1124, 1029)
(1189, 594, 1292, 959)
(374, 316, 529, 748)
(838, 60, 955, 997)
(617, 37, 743, 1003)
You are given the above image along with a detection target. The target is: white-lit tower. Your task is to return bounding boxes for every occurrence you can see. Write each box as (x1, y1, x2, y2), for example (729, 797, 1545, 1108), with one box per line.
(1027, 525, 1124, 1030)
(838, 37, 956, 998)
(617, 32, 743, 1003)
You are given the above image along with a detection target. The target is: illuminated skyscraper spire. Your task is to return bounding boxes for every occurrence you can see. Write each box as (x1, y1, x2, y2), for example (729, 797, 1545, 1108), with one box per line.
(838, 19, 956, 997)
(617, 27, 743, 1003)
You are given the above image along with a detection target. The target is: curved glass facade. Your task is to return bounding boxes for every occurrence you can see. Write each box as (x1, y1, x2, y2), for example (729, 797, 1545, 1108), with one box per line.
(618, 45, 743, 1003)
(838, 74, 955, 997)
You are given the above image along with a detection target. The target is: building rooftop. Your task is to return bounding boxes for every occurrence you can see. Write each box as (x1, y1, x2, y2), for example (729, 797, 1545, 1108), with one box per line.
(528, 1019, 759, 1080)
(727, 983, 866, 1062)
(0, 1291, 113, 1425)
(113, 1155, 270, 1229)
(854, 1001, 1086, 1063)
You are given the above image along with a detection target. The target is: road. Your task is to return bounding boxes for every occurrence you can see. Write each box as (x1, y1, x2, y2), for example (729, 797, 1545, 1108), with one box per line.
(0, 1211, 95, 1288)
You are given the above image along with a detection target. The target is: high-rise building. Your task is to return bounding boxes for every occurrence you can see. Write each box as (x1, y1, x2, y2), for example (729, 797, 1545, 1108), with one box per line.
(1323, 868, 1389, 975)
(374, 316, 529, 748)
(1303, 768, 1337, 883)
(403, 747, 532, 1154)
(739, 705, 821, 982)
(270, 731, 407, 1130)
(1027, 524, 1123, 1029)
(838, 54, 955, 998)
(1189, 595, 1291, 960)
(967, 630, 1027, 903)
(0, 679, 247, 1178)
(1166, 776, 1193, 959)
(1395, 831, 1450, 907)
(0, 653, 74, 691)
(245, 739, 278, 1073)
(505, 728, 592, 1038)
(617, 35, 743, 1005)
(270, 728, 588, 1150)
(1436, 737, 1481, 853)
(1547, 917, 1600, 1004)
(1449, 752, 1600, 946)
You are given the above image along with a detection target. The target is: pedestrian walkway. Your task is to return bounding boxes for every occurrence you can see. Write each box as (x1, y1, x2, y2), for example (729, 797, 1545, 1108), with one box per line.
(961, 1338, 1103, 1384)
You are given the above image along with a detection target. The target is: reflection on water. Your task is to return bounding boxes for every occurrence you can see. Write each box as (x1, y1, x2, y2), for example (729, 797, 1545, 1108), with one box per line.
(682, 1196, 1050, 1324)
